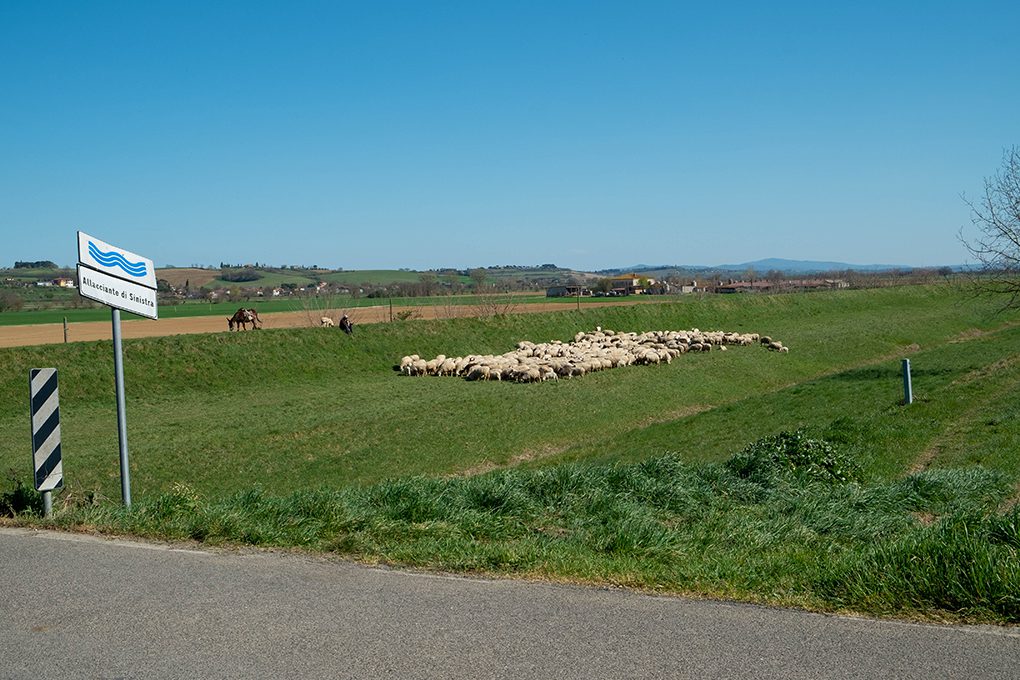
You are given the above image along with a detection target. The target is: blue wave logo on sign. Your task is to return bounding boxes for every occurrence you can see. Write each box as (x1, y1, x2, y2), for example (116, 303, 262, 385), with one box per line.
(87, 241, 148, 278)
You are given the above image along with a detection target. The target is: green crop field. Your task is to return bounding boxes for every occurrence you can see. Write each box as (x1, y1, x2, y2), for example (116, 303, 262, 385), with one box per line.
(2, 284, 1018, 623)
(320, 269, 459, 285)
(204, 271, 320, 289)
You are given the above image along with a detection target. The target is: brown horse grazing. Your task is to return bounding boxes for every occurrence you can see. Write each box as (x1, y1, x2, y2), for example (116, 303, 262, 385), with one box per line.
(227, 308, 262, 331)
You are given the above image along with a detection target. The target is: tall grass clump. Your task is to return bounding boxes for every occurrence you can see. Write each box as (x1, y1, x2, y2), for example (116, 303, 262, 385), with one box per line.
(817, 506, 1020, 620)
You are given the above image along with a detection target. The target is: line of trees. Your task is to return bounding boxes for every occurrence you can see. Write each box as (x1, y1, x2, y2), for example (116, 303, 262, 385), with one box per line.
(220, 267, 262, 283)
(13, 260, 58, 269)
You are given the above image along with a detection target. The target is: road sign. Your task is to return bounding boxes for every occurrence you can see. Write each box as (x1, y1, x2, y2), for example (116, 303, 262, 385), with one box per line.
(77, 231, 157, 290)
(29, 368, 63, 492)
(77, 264, 159, 320)
(74, 231, 157, 508)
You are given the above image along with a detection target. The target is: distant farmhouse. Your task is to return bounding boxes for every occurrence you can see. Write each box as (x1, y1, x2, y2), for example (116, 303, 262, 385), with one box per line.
(35, 277, 76, 288)
(545, 284, 590, 298)
(608, 274, 652, 295)
(547, 273, 674, 298)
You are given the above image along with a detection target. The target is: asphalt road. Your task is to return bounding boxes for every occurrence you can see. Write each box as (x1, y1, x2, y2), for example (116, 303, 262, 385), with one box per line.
(1, 528, 1016, 679)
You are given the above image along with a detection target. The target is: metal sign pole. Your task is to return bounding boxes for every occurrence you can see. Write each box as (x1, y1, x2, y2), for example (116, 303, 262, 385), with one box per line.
(902, 358, 913, 405)
(112, 308, 132, 507)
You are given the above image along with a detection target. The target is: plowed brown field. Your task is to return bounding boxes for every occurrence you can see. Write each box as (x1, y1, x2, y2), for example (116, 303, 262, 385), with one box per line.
(0, 299, 658, 349)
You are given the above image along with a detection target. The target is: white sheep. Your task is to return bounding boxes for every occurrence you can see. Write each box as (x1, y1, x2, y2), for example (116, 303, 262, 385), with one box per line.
(398, 326, 788, 382)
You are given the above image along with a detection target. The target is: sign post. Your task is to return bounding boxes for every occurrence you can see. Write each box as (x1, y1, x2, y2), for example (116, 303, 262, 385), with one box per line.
(29, 368, 63, 518)
(76, 231, 157, 508)
(111, 308, 131, 506)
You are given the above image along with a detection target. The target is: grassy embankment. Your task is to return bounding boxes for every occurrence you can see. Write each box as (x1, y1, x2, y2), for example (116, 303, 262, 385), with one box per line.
(1, 284, 1018, 623)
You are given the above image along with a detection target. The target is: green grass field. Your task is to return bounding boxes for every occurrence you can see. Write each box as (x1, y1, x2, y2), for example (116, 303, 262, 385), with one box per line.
(204, 271, 322, 289)
(320, 269, 468, 285)
(1, 283, 1018, 622)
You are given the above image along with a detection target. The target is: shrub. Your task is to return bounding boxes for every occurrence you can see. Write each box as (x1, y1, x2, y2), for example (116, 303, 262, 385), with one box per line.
(0, 291, 24, 312)
(1, 473, 42, 516)
(220, 268, 262, 283)
(725, 430, 859, 484)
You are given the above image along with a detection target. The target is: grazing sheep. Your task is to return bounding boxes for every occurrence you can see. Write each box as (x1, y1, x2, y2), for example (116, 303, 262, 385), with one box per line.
(466, 365, 490, 381)
(321, 317, 334, 328)
(397, 327, 789, 382)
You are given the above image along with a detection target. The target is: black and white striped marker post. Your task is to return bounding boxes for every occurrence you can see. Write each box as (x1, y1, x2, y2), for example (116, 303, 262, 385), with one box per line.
(29, 368, 63, 517)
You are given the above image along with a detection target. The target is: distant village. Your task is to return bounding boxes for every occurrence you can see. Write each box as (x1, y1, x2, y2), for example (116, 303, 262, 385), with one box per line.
(9, 272, 853, 298)
(545, 273, 851, 298)
(1, 258, 957, 314)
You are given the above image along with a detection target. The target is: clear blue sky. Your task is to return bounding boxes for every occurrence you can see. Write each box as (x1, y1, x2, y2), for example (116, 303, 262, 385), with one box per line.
(2, 1, 1017, 271)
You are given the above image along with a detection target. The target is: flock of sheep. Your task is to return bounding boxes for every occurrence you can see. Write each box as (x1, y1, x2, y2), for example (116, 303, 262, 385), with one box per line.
(397, 328, 788, 382)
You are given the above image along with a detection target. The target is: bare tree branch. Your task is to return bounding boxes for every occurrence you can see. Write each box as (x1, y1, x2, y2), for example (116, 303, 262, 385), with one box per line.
(959, 146, 1020, 312)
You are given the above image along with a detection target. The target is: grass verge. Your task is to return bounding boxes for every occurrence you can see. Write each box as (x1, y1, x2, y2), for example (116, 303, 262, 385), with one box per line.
(9, 432, 1017, 624)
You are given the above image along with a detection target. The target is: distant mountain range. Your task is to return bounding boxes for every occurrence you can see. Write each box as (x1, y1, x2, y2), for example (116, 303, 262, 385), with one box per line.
(714, 258, 914, 274)
(598, 258, 961, 276)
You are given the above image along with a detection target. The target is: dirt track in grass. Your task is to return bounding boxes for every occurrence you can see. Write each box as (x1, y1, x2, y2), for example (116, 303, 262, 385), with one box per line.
(0, 299, 660, 349)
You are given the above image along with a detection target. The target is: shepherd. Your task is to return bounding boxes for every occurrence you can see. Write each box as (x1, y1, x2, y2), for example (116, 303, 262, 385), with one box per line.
(339, 314, 353, 335)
